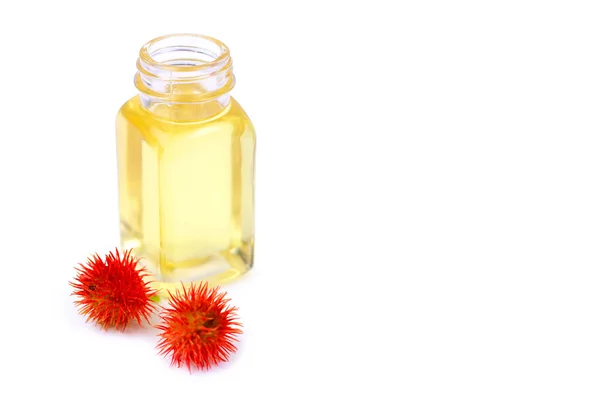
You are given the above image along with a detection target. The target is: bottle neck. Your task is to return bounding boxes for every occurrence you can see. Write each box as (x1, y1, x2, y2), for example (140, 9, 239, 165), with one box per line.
(134, 34, 235, 121)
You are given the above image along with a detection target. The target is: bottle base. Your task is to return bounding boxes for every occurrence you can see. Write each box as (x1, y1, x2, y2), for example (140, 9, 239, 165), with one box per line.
(121, 231, 253, 294)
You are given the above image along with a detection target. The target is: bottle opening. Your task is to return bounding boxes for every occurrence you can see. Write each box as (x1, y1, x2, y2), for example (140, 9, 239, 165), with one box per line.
(142, 34, 228, 69)
(135, 34, 235, 105)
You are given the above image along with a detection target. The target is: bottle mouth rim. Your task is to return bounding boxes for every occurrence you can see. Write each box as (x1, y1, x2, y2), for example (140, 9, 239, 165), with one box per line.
(135, 33, 235, 103)
(139, 33, 230, 73)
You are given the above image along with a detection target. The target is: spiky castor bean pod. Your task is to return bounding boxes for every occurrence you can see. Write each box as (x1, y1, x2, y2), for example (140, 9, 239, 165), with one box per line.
(156, 282, 242, 371)
(70, 249, 158, 331)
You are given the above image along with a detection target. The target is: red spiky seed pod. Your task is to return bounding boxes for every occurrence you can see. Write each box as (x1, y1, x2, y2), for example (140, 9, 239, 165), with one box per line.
(156, 282, 242, 371)
(70, 248, 159, 331)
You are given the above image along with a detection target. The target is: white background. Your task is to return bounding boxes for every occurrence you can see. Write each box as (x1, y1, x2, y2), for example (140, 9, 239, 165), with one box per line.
(0, 0, 599, 398)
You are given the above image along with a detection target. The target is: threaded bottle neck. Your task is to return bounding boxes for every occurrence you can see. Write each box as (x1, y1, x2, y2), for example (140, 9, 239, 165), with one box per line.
(134, 34, 235, 120)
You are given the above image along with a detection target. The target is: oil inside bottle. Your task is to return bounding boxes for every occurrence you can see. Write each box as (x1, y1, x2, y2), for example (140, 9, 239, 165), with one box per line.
(116, 95, 255, 292)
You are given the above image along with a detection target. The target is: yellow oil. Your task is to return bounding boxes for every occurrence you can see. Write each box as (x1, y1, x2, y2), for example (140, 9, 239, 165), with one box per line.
(116, 96, 255, 292)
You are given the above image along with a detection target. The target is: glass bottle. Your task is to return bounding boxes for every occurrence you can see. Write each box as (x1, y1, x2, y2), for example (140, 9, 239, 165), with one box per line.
(116, 34, 256, 291)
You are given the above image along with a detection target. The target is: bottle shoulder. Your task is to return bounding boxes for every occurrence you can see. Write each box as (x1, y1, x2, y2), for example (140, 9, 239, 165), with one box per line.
(117, 96, 252, 124)
(116, 96, 255, 146)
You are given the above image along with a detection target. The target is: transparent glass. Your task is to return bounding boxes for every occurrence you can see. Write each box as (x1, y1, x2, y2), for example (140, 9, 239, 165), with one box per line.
(116, 34, 256, 292)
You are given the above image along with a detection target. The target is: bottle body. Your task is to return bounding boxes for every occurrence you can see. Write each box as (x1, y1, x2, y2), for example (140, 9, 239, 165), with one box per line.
(116, 34, 255, 290)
